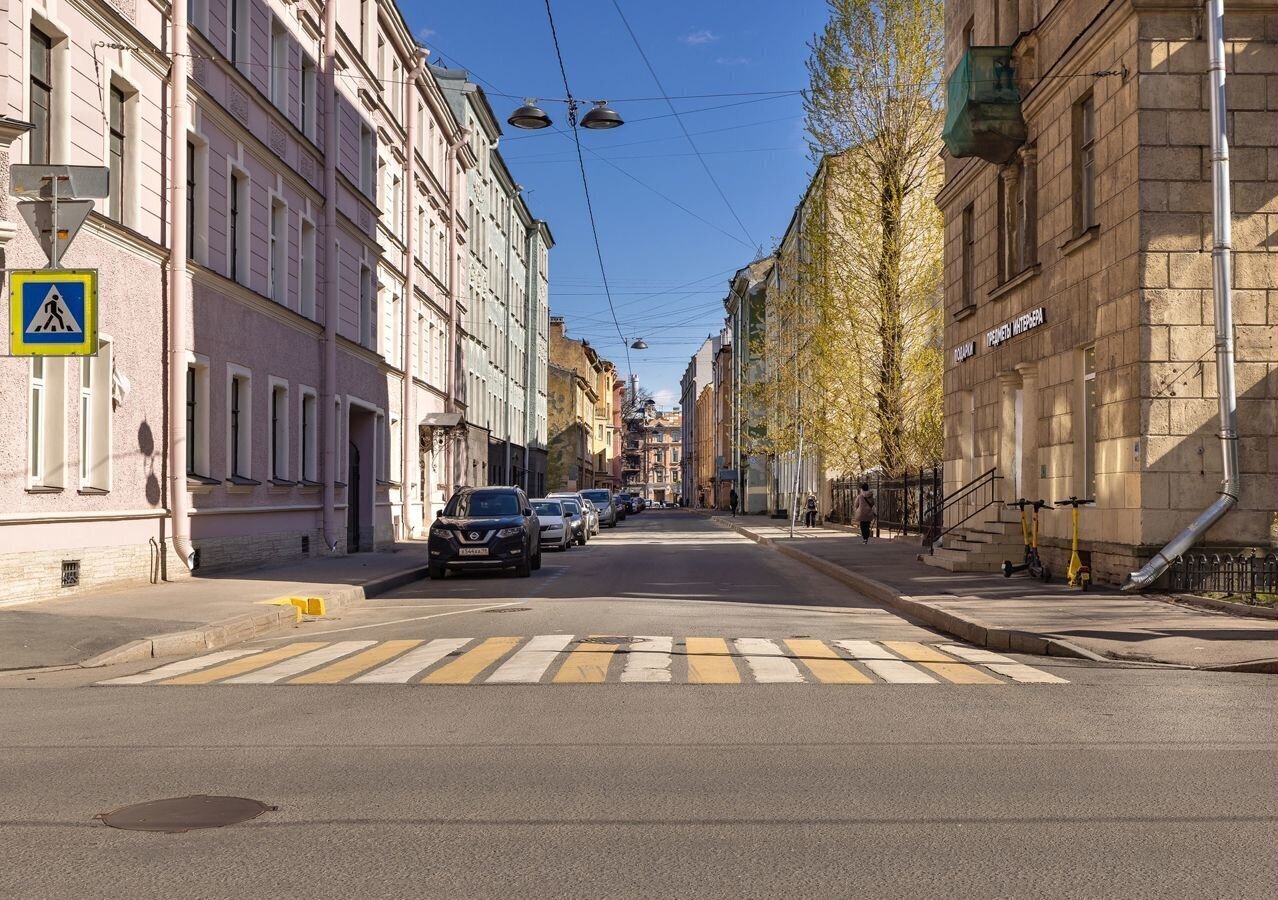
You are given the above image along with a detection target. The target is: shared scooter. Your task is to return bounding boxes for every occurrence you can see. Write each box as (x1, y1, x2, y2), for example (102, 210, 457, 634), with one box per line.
(1055, 496, 1095, 589)
(1001, 498, 1052, 583)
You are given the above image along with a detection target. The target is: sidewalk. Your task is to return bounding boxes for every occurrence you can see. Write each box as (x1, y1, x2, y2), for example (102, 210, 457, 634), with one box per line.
(709, 515, 1278, 672)
(0, 544, 433, 672)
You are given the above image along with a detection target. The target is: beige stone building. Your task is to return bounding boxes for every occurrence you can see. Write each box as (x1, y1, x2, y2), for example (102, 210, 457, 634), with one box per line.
(936, 0, 1276, 585)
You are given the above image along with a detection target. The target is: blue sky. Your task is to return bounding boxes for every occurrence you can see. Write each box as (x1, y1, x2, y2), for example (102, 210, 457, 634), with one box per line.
(403, 0, 826, 407)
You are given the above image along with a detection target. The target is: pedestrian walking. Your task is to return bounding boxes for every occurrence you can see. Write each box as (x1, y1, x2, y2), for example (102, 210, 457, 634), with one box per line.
(729, 488, 739, 517)
(698, 491, 706, 509)
(853, 482, 875, 544)
(804, 494, 818, 528)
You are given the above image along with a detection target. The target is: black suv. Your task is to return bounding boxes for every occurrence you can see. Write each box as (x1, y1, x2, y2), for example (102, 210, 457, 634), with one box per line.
(428, 486, 541, 579)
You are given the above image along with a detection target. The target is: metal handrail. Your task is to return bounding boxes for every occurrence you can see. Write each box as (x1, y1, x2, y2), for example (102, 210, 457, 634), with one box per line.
(935, 468, 1002, 542)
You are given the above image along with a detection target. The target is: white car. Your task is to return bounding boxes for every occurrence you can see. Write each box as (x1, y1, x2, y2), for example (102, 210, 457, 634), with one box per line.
(531, 499, 572, 551)
(549, 491, 599, 536)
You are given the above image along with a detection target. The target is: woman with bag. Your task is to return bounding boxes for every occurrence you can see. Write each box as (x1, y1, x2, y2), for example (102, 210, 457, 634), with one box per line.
(853, 482, 875, 544)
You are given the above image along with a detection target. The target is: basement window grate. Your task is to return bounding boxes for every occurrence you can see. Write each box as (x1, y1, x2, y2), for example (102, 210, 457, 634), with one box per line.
(301, 536, 310, 554)
(61, 559, 80, 588)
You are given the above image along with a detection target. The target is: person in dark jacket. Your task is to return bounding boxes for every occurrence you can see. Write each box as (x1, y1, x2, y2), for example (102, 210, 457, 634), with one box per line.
(729, 488, 739, 517)
(804, 494, 818, 528)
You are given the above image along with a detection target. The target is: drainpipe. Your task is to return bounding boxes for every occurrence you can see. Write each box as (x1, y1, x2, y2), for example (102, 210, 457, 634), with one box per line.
(1124, 0, 1239, 590)
(444, 129, 469, 494)
(401, 48, 428, 539)
(320, 0, 340, 551)
(166, 0, 195, 570)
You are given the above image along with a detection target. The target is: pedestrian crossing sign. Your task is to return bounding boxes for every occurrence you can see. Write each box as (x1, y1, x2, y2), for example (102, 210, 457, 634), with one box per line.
(8, 269, 98, 356)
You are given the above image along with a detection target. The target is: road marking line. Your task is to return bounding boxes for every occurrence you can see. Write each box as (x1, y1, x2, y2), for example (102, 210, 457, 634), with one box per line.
(352, 638, 474, 683)
(553, 637, 621, 684)
(734, 638, 806, 683)
(620, 636, 673, 683)
(487, 635, 575, 683)
(161, 643, 328, 685)
(784, 639, 872, 684)
(881, 641, 1004, 685)
(834, 640, 937, 683)
(97, 648, 260, 685)
(421, 636, 522, 684)
(685, 637, 740, 684)
(939, 644, 1069, 684)
(224, 641, 376, 684)
(289, 640, 424, 684)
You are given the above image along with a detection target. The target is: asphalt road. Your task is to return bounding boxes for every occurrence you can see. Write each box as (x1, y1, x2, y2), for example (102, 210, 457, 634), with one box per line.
(2, 511, 1275, 899)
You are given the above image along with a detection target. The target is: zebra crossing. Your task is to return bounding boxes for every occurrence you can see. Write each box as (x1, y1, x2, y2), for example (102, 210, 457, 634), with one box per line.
(97, 636, 1070, 687)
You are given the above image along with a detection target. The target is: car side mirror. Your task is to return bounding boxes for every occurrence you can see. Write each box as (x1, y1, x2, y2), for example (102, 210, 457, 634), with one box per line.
(523, 508, 533, 517)
(436, 509, 444, 519)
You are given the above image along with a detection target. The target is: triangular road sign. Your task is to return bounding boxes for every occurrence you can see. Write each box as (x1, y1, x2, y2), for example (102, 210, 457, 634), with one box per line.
(25, 284, 83, 335)
(17, 199, 94, 266)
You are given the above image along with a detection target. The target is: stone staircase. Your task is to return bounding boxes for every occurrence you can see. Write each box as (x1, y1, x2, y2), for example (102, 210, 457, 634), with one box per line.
(922, 515, 1026, 573)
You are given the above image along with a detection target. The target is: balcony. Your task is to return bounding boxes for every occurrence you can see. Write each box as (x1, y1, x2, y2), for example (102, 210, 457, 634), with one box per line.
(942, 46, 1026, 165)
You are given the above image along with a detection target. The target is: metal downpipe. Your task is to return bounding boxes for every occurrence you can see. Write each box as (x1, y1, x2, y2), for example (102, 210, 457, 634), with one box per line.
(400, 48, 428, 539)
(1124, 0, 1239, 590)
(320, 0, 340, 552)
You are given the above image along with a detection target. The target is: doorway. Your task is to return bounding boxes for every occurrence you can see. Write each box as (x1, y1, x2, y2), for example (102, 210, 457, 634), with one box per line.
(347, 441, 361, 552)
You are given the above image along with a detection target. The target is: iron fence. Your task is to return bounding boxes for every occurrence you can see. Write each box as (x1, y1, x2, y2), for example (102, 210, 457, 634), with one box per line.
(1169, 551, 1278, 599)
(830, 467, 943, 539)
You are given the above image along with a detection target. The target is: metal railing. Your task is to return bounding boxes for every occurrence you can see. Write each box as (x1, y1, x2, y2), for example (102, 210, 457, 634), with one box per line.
(830, 467, 943, 540)
(1169, 551, 1278, 599)
(935, 468, 1001, 542)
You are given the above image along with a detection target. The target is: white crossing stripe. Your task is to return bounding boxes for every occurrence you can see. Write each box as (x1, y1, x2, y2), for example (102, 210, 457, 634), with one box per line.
(835, 639, 937, 684)
(352, 637, 473, 683)
(223, 641, 375, 684)
(734, 638, 806, 683)
(486, 634, 575, 683)
(97, 648, 259, 685)
(620, 636, 673, 683)
(938, 644, 1069, 684)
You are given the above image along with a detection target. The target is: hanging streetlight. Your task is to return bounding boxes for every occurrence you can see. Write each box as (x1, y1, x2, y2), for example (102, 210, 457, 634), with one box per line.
(630, 337, 648, 350)
(580, 101, 624, 130)
(507, 100, 553, 130)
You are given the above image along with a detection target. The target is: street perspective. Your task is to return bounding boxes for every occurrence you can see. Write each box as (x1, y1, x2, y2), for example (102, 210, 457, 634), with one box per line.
(2, 0, 1277, 898)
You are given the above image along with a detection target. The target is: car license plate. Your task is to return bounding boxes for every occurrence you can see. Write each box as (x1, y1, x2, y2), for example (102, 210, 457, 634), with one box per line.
(458, 547, 489, 557)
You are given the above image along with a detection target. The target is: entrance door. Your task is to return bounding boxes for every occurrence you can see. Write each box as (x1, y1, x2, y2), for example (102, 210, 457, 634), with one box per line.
(1012, 388, 1024, 499)
(347, 441, 361, 552)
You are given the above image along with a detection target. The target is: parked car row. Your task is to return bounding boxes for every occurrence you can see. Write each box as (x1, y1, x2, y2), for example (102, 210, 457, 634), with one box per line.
(427, 485, 632, 579)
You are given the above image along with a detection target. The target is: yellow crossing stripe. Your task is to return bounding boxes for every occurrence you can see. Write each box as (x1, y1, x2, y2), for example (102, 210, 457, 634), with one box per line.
(420, 636, 522, 684)
(685, 637, 741, 684)
(162, 642, 328, 685)
(289, 640, 424, 685)
(880, 641, 1004, 685)
(552, 637, 621, 684)
(784, 639, 873, 684)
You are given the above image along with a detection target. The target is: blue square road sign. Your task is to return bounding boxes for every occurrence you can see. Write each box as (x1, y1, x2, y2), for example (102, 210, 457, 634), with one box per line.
(8, 269, 98, 356)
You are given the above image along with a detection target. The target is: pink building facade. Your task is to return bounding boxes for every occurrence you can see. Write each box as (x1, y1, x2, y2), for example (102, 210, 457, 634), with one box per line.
(0, 0, 547, 605)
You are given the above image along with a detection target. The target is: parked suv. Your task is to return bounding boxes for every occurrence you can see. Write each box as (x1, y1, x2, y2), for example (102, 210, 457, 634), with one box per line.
(580, 488, 616, 527)
(428, 486, 541, 579)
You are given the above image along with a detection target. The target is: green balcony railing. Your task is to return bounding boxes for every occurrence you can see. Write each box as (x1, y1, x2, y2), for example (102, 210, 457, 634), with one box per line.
(942, 46, 1027, 165)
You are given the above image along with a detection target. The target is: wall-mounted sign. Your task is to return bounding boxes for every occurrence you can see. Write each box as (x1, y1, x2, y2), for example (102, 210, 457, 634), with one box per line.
(954, 341, 976, 363)
(986, 306, 1045, 348)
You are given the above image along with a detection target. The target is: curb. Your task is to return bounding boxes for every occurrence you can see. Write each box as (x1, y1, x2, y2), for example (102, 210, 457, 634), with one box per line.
(1203, 657, 1278, 674)
(711, 517, 1106, 662)
(1160, 593, 1278, 620)
(79, 563, 431, 669)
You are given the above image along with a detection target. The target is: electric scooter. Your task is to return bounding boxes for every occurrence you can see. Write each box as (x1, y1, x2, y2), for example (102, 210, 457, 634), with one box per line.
(1055, 496, 1095, 589)
(1001, 498, 1052, 582)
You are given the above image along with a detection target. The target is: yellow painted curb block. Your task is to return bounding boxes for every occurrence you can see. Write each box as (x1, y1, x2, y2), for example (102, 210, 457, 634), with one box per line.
(258, 596, 327, 619)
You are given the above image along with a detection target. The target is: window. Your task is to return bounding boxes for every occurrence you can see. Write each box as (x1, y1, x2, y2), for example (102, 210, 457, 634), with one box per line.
(300, 218, 316, 319)
(300, 56, 317, 140)
(359, 125, 376, 196)
(228, 371, 251, 478)
(229, 170, 248, 284)
(1074, 93, 1096, 233)
(270, 382, 289, 481)
(359, 263, 375, 349)
(107, 87, 125, 221)
(185, 360, 210, 476)
(190, 0, 206, 33)
(186, 140, 197, 258)
(79, 341, 112, 489)
(28, 358, 66, 487)
(300, 391, 318, 482)
(1082, 346, 1097, 497)
(29, 29, 52, 164)
(960, 203, 975, 309)
(230, 0, 248, 68)
(271, 19, 288, 110)
(270, 197, 287, 304)
(391, 174, 401, 238)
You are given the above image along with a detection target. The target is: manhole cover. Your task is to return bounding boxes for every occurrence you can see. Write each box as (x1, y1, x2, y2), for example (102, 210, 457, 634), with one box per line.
(484, 607, 531, 613)
(578, 636, 629, 645)
(97, 795, 275, 833)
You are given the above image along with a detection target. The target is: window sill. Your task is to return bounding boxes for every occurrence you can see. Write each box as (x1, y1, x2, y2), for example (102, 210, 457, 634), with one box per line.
(25, 485, 63, 495)
(225, 475, 262, 494)
(952, 303, 977, 322)
(269, 478, 297, 494)
(298, 480, 322, 494)
(987, 264, 1042, 304)
(1060, 224, 1099, 257)
(77, 486, 110, 496)
(187, 474, 218, 494)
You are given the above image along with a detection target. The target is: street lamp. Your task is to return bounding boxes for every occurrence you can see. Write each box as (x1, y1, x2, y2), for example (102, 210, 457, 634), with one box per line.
(580, 101, 624, 130)
(507, 100, 553, 130)
(507, 98, 625, 131)
(629, 337, 648, 350)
